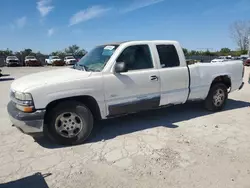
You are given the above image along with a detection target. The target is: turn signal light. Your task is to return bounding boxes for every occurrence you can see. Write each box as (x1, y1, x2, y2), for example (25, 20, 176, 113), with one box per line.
(23, 106, 34, 113)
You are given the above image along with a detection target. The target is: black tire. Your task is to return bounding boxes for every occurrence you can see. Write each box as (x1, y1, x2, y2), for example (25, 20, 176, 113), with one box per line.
(204, 83, 228, 112)
(45, 101, 94, 145)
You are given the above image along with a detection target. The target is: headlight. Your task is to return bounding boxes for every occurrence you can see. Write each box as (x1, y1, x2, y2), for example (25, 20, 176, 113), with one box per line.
(11, 91, 34, 112)
(14, 92, 33, 101)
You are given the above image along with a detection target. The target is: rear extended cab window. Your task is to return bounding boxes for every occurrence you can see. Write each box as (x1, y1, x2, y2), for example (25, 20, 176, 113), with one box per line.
(156, 45, 180, 68)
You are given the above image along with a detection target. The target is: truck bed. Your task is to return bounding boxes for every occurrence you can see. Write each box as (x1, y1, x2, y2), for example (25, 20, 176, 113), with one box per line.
(188, 61, 243, 101)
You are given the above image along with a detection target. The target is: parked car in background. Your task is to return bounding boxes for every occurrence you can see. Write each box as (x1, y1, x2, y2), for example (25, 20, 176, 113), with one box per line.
(7, 40, 244, 145)
(64, 56, 77, 65)
(244, 58, 250, 66)
(45, 56, 64, 66)
(25, 56, 41, 66)
(211, 56, 231, 63)
(5, 56, 21, 67)
(232, 57, 241, 60)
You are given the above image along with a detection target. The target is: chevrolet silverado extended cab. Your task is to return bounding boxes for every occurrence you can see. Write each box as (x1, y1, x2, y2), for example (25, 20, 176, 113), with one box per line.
(8, 40, 244, 145)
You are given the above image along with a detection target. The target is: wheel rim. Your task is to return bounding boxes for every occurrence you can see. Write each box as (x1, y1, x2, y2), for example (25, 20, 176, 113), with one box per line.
(55, 112, 83, 138)
(213, 88, 225, 107)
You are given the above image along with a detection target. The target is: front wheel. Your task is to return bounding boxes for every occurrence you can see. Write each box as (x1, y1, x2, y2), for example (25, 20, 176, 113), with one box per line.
(204, 83, 228, 112)
(45, 101, 94, 145)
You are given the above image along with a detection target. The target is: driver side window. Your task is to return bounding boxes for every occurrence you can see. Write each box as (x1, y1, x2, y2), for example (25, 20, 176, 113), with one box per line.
(117, 45, 153, 71)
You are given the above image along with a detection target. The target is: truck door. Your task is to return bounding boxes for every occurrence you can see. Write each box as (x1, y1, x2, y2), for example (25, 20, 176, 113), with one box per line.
(155, 44, 189, 106)
(103, 44, 161, 117)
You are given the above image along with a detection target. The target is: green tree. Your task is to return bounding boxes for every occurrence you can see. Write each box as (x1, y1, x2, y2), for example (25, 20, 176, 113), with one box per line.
(189, 50, 197, 56)
(182, 48, 188, 56)
(51, 51, 65, 58)
(0, 48, 13, 56)
(20, 49, 35, 57)
(64, 45, 87, 56)
(220, 48, 231, 55)
(202, 50, 216, 56)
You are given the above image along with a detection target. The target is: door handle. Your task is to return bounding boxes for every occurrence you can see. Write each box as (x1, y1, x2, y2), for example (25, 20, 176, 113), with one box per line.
(150, 75, 158, 81)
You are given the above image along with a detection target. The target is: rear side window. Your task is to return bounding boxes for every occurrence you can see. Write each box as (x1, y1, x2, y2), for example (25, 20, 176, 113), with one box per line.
(156, 45, 180, 68)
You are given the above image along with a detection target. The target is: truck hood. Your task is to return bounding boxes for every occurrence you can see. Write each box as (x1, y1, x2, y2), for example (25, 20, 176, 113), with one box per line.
(66, 59, 76, 61)
(25, 58, 37, 61)
(11, 68, 92, 92)
(50, 59, 61, 61)
(7, 58, 19, 61)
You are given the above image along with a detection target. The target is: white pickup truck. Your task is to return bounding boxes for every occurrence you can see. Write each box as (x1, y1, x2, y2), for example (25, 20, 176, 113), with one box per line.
(64, 56, 77, 65)
(8, 40, 244, 145)
(45, 56, 62, 65)
(5, 56, 21, 66)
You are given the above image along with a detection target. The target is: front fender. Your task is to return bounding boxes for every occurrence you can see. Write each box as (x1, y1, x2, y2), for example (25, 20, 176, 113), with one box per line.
(30, 78, 106, 118)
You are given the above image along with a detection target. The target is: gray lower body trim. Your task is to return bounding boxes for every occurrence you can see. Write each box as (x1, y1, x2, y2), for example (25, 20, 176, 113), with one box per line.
(7, 102, 45, 134)
(108, 96, 160, 117)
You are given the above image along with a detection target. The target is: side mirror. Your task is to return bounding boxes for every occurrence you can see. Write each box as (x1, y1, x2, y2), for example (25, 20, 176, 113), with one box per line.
(115, 62, 128, 73)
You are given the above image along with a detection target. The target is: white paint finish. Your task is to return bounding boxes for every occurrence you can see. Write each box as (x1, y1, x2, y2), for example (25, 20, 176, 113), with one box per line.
(188, 60, 244, 100)
(64, 56, 77, 65)
(103, 42, 161, 115)
(9, 40, 244, 120)
(103, 69, 160, 115)
(151, 41, 189, 105)
(5, 56, 20, 65)
(45, 56, 62, 65)
(11, 69, 107, 118)
(158, 66, 189, 105)
(11, 68, 92, 92)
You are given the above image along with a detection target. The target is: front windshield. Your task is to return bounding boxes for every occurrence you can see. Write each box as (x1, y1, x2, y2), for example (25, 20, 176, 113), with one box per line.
(7, 56, 17, 59)
(52, 56, 59, 59)
(75, 45, 119, 72)
(66, 56, 74, 59)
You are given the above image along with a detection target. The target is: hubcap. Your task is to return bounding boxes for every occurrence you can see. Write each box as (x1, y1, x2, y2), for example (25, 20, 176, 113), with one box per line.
(55, 112, 83, 138)
(213, 88, 225, 107)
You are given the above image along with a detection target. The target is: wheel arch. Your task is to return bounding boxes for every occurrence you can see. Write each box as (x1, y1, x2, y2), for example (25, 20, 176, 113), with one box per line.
(44, 95, 102, 122)
(210, 75, 231, 90)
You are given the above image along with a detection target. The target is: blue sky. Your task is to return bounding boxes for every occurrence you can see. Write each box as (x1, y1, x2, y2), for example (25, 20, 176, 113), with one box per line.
(0, 0, 249, 53)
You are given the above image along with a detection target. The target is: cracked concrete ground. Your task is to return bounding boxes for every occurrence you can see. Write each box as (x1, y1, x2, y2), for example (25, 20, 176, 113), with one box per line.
(0, 66, 250, 188)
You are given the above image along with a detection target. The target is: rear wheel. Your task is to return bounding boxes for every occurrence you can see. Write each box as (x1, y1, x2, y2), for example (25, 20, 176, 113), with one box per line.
(45, 101, 94, 145)
(204, 83, 228, 112)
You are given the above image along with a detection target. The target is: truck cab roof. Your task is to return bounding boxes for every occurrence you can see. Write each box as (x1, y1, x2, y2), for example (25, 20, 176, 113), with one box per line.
(101, 40, 179, 46)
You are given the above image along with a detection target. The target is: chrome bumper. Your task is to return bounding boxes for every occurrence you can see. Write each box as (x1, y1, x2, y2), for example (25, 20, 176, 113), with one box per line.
(7, 102, 45, 135)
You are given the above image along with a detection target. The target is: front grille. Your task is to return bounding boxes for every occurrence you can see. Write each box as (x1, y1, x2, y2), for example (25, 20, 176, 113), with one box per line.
(9, 60, 19, 63)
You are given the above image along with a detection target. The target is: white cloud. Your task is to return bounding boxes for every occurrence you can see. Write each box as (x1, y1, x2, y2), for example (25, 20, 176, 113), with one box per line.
(69, 6, 111, 26)
(47, 28, 54, 36)
(37, 0, 54, 17)
(122, 0, 164, 13)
